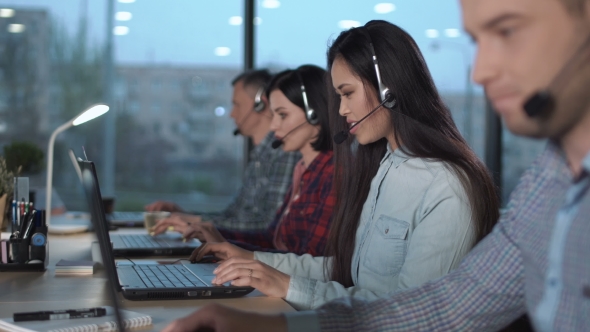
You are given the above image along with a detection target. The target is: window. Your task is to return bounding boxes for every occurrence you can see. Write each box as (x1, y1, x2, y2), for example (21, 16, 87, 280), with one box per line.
(2, 0, 543, 212)
(150, 102, 161, 114)
(5, 0, 243, 212)
(256, 0, 538, 204)
(256, 0, 486, 158)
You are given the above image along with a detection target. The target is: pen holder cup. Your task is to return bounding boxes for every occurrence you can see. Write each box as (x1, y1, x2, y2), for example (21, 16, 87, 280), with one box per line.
(0, 226, 47, 272)
(9, 238, 29, 264)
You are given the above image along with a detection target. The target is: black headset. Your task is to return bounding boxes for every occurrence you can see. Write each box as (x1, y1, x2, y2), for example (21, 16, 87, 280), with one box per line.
(358, 26, 397, 110)
(253, 86, 266, 113)
(295, 69, 319, 125)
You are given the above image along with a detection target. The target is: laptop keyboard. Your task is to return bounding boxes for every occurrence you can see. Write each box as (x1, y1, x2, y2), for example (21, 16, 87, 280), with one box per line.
(133, 265, 207, 288)
(120, 234, 163, 248)
(111, 211, 143, 220)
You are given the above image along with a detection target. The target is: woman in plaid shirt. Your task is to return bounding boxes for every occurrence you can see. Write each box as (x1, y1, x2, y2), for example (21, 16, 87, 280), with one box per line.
(154, 65, 336, 257)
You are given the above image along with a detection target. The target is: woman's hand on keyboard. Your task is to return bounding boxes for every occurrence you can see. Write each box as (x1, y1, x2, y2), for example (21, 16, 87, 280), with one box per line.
(211, 257, 290, 298)
(190, 242, 254, 263)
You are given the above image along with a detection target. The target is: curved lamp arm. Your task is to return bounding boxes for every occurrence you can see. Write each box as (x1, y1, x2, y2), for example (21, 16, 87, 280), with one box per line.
(45, 104, 109, 228)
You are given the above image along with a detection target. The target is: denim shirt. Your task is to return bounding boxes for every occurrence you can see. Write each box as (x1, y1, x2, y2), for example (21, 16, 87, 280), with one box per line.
(285, 141, 590, 332)
(255, 145, 476, 310)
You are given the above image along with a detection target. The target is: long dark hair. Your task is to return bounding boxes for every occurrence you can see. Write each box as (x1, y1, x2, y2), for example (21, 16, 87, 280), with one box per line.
(324, 20, 499, 287)
(266, 65, 332, 152)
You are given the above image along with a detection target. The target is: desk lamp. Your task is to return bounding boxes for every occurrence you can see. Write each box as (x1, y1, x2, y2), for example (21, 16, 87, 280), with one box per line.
(46, 104, 109, 234)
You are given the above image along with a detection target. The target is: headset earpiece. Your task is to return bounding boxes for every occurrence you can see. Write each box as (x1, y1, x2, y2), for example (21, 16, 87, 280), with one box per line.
(253, 87, 266, 113)
(306, 108, 318, 125)
(382, 89, 397, 109)
(359, 26, 397, 110)
(296, 69, 319, 125)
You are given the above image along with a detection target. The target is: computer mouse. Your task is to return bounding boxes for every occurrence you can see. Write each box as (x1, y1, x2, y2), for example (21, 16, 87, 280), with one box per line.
(27, 259, 43, 264)
(191, 255, 219, 264)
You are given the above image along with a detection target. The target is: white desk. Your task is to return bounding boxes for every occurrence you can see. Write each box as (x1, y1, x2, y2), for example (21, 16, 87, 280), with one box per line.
(0, 230, 295, 330)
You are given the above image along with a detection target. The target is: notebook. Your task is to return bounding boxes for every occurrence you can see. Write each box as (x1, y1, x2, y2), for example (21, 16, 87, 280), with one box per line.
(55, 259, 96, 275)
(0, 307, 151, 332)
(69, 150, 201, 257)
(80, 166, 254, 301)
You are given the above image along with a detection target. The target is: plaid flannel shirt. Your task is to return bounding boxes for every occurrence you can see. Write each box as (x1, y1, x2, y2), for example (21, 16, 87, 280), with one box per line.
(286, 142, 590, 332)
(219, 151, 335, 256)
(202, 132, 300, 231)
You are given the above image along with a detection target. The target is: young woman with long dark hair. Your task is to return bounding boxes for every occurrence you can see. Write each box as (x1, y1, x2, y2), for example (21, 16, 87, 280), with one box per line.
(189, 20, 499, 310)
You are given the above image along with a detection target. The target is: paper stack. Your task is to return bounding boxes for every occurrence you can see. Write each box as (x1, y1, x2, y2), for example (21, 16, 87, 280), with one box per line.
(55, 259, 96, 275)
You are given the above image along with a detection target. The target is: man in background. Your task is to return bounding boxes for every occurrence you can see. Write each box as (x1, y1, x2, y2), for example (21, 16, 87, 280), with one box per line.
(146, 69, 300, 231)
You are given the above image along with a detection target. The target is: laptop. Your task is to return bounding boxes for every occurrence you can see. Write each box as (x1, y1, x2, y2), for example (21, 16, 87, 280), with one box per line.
(68, 149, 144, 228)
(108, 211, 144, 228)
(81, 167, 254, 300)
(70, 152, 202, 257)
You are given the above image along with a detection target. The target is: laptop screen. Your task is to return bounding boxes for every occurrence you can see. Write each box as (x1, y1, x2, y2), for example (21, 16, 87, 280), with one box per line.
(80, 163, 126, 332)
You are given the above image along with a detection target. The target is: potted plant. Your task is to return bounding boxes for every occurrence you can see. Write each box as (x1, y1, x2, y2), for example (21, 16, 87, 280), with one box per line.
(4, 141, 44, 175)
(0, 157, 13, 230)
(1, 141, 44, 230)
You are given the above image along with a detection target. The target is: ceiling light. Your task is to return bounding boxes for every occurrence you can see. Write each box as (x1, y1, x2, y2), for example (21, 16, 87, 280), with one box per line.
(0, 8, 15, 18)
(7, 24, 25, 33)
(229, 16, 243, 25)
(115, 11, 132, 21)
(444, 28, 461, 38)
(338, 20, 361, 29)
(374, 3, 396, 14)
(261, 0, 280, 9)
(215, 107, 225, 117)
(214, 47, 231, 56)
(425, 29, 439, 38)
(113, 26, 129, 35)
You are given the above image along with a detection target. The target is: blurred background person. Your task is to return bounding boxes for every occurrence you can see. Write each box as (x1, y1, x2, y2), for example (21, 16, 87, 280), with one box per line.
(146, 69, 300, 231)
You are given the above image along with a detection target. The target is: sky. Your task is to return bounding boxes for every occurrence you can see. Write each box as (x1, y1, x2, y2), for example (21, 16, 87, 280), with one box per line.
(7, 0, 482, 93)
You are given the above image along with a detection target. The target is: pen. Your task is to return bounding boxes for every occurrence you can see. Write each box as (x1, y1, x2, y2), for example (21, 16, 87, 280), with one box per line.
(16, 202, 20, 227)
(13, 307, 107, 322)
(19, 211, 29, 236)
(11, 200, 16, 233)
(22, 210, 37, 240)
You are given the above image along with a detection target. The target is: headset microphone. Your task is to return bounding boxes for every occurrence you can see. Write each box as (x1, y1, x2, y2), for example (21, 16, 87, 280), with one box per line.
(271, 122, 309, 149)
(523, 33, 590, 117)
(523, 91, 554, 118)
(232, 111, 253, 136)
(333, 95, 394, 144)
